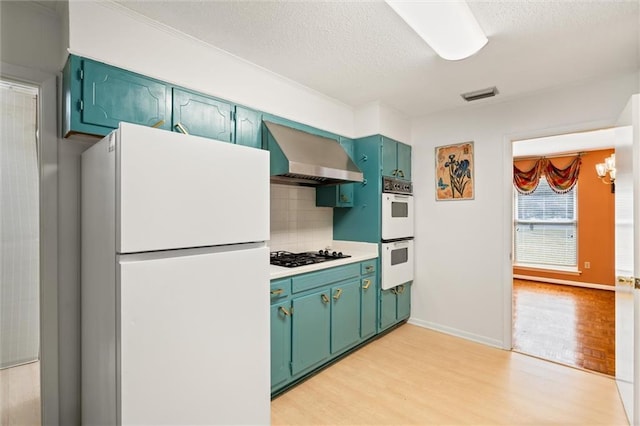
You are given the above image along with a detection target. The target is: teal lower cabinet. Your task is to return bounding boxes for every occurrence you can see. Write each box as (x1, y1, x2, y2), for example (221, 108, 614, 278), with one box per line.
(380, 282, 412, 331)
(270, 259, 383, 395)
(397, 282, 411, 320)
(360, 259, 377, 339)
(330, 279, 361, 353)
(270, 301, 291, 391)
(291, 289, 331, 375)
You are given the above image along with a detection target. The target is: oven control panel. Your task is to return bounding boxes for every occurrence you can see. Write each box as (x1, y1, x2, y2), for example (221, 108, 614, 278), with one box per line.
(383, 176, 412, 195)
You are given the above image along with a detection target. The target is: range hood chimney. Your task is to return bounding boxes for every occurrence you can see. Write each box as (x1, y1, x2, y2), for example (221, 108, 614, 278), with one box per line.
(264, 121, 364, 186)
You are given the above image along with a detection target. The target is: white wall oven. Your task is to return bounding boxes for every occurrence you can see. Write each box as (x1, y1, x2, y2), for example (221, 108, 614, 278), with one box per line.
(381, 239, 414, 290)
(380, 177, 414, 290)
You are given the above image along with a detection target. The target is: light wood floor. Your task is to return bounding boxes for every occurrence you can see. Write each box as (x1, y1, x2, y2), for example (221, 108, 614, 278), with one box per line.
(513, 279, 615, 376)
(271, 324, 628, 425)
(0, 361, 40, 426)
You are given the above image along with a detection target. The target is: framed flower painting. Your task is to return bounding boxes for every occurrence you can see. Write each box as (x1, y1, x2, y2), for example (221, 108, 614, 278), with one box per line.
(435, 142, 474, 200)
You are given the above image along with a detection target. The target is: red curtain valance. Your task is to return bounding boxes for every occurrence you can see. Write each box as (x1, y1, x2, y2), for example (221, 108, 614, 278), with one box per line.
(513, 156, 582, 194)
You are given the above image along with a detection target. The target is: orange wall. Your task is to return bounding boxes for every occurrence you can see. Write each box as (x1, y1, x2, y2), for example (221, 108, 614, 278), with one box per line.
(513, 149, 615, 286)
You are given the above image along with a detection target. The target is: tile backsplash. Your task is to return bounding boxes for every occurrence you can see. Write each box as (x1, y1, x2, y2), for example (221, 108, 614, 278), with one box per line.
(270, 184, 333, 252)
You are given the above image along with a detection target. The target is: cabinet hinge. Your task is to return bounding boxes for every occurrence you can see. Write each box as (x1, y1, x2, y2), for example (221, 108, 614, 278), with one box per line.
(78, 99, 84, 111)
(230, 110, 236, 121)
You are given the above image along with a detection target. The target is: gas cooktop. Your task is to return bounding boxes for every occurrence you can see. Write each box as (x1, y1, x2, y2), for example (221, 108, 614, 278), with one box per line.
(270, 250, 351, 268)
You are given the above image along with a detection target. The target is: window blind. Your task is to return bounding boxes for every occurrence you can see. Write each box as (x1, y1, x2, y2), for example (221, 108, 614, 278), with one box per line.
(514, 178, 577, 268)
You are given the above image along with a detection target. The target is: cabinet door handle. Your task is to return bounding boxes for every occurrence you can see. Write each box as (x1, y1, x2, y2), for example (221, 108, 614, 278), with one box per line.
(270, 288, 284, 296)
(398, 170, 405, 178)
(321, 294, 330, 304)
(333, 288, 343, 300)
(390, 288, 398, 295)
(365, 265, 374, 273)
(278, 306, 290, 316)
(362, 279, 371, 289)
(397, 284, 405, 294)
(391, 169, 398, 176)
(151, 119, 165, 128)
(174, 122, 189, 135)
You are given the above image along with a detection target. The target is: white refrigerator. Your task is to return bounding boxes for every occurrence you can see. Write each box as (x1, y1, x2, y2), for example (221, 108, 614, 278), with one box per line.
(81, 123, 270, 425)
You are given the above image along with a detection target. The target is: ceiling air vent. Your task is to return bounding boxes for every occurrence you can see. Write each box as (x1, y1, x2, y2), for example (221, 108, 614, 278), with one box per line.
(461, 86, 499, 102)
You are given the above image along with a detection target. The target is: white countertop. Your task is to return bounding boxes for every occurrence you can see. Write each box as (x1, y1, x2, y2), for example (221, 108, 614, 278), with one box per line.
(270, 241, 378, 280)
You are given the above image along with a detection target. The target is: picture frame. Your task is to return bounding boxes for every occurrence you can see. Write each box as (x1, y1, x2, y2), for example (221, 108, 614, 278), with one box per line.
(435, 141, 474, 200)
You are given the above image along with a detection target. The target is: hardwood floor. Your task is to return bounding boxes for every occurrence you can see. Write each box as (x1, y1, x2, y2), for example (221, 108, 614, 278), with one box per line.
(513, 279, 615, 376)
(271, 324, 627, 425)
(0, 361, 40, 426)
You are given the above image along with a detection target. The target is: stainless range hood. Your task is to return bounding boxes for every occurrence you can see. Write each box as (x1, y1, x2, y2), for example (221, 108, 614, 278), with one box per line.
(264, 121, 364, 186)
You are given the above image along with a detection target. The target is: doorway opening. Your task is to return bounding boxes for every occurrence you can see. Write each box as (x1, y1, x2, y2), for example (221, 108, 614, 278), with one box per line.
(511, 129, 616, 376)
(0, 78, 41, 425)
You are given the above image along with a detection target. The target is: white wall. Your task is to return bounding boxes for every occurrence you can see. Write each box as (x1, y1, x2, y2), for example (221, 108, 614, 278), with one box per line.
(1, 2, 69, 425)
(410, 72, 639, 348)
(270, 185, 333, 253)
(67, 0, 354, 138)
(354, 101, 411, 142)
(0, 2, 66, 74)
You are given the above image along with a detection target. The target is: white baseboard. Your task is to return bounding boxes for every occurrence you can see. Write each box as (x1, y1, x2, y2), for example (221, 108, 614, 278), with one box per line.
(513, 274, 615, 291)
(407, 318, 507, 350)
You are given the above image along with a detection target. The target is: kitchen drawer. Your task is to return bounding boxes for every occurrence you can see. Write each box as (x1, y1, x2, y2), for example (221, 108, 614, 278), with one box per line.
(292, 264, 360, 294)
(360, 260, 376, 276)
(270, 279, 291, 302)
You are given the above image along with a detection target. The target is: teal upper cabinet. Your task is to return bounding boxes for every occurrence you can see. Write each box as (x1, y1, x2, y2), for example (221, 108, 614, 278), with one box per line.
(382, 137, 412, 181)
(172, 88, 233, 142)
(234, 106, 262, 149)
(64, 56, 172, 137)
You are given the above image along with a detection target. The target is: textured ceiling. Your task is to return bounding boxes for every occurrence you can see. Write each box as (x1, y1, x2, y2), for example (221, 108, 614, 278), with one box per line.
(115, 0, 639, 117)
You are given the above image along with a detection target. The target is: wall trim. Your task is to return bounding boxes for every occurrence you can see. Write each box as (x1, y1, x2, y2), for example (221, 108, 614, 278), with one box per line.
(513, 274, 615, 291)
(408, 318, 507, 350)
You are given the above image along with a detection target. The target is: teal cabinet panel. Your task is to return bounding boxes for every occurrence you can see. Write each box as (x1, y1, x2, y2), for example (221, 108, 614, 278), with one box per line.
(291, 290, 331, 375)
(382, 137, 412, 181)
(270, 279, 291, 303)
(316, 184, 354, 208)
(379, 282, 412, 331)
(330, 279, 361, 354)
(397, 143, 412, 181)
(172, 88, 233, 142)
(235, 106, 262, 149)
(271, 301, 291, 390)
(360, 275, 377, 339)
(382, 138, 398, 178)
(397, 283, 411, 320)
(292, 264, 360, 294)
(380, 288, 397, 331)
(333, 135, 384, 243)
(360, 261, 376, 276)
(82, 59, 170, 131)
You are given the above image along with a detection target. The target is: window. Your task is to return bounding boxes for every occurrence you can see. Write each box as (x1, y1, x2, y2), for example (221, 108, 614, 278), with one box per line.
(514, 178, 577, 269)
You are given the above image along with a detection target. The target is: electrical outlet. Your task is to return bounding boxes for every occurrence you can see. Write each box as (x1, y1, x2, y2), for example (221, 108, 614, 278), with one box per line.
(584, 261, 591, 269)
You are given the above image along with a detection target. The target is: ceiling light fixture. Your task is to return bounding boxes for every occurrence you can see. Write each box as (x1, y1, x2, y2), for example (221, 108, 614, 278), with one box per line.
(385, 0, 488, 61)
